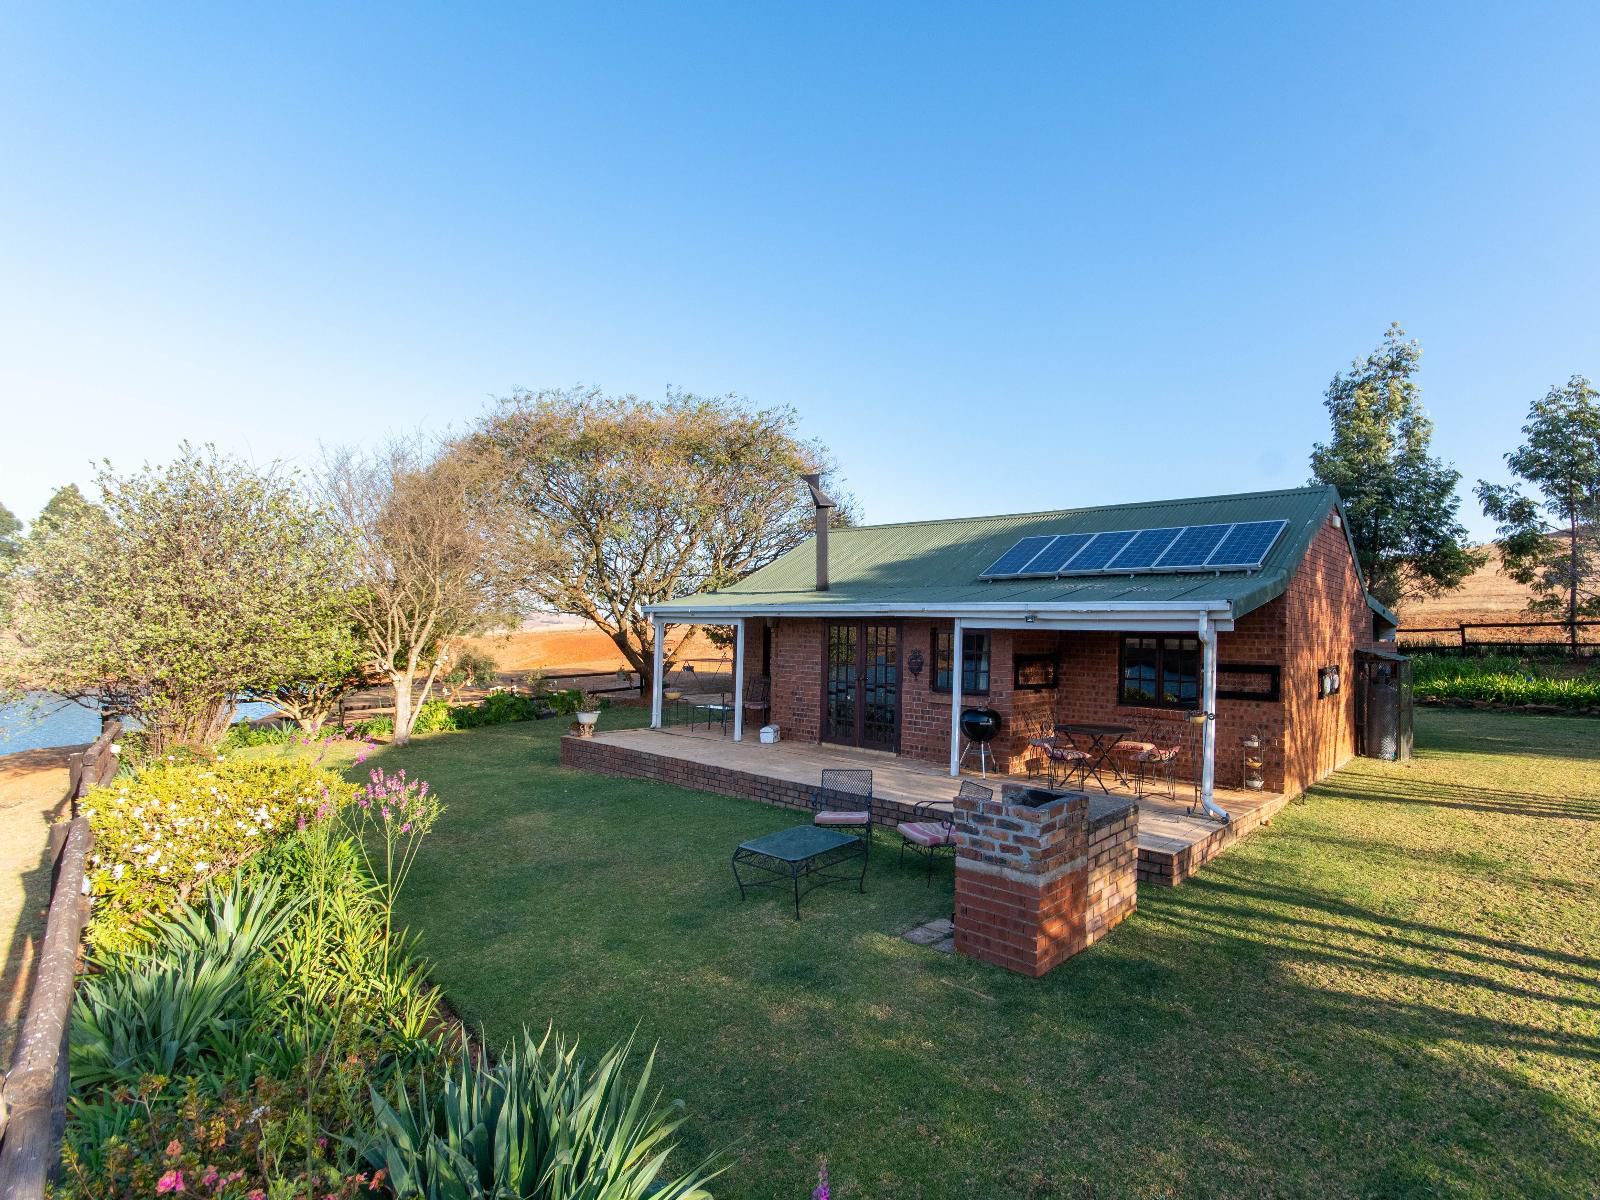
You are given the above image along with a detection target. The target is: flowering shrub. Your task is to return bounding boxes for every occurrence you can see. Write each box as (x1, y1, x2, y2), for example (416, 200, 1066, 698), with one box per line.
(83, 756, 359, 953)
(62, 1068, 391, 1200)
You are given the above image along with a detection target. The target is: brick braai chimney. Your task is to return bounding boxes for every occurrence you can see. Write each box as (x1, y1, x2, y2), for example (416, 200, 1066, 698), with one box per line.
(953, 783, 1139, 976)
(800, 473, 836, 592)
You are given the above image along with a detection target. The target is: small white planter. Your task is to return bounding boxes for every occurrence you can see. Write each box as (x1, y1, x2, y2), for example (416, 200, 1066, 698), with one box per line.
(575, 710, 600, 727)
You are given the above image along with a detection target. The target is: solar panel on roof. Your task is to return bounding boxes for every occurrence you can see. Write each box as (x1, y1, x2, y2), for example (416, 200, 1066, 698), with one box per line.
(978, 517, 1291, 581)
(1106, 527, 1183, 571)
(1020, 532, 1095, 574)
(979, 535, 1056, 579)
(1153, 524, 1230, 568)
(1206, 520, 1287, 568)
(1062, 529, 1137, 572)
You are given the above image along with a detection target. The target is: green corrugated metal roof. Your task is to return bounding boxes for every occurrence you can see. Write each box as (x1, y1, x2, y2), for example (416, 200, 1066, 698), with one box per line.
(652, 485, 1351, 619)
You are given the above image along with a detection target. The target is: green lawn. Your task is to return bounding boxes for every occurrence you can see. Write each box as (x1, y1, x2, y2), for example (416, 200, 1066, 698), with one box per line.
(338, 707, 1600, 1199)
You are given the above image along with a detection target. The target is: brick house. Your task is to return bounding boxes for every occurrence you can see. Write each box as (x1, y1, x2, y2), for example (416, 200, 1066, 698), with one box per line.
(645, 484, 1398, 816)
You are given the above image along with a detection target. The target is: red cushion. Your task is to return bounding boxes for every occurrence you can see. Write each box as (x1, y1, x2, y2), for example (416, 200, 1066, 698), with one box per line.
(898, 820, 954, 847)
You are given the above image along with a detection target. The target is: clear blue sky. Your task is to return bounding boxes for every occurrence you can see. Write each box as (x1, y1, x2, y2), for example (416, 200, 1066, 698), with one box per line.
(4, 3, 1597, 542)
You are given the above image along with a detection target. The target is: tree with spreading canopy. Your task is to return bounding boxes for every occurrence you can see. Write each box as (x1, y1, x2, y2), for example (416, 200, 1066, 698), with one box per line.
(1308, 323, 1483, 607)
(322, 438, 525, 745)
(31, 483, 98, 540)
(1476, 374, 1600, 654)
(471, 387, 849, 694)
(0, 502, 21, 562)
(0, 447, 353, 752)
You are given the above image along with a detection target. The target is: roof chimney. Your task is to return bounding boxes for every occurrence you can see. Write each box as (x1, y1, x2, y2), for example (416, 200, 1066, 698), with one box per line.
(801, 473, 836, 591)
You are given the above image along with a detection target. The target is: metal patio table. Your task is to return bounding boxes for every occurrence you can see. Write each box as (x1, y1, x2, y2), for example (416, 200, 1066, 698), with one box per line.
(1055, 722, 1138, 793)
(732, 825, 867, 919)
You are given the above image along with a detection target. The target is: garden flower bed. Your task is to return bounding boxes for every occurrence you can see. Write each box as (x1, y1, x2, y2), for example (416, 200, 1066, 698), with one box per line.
(61, 736, 718, 1200)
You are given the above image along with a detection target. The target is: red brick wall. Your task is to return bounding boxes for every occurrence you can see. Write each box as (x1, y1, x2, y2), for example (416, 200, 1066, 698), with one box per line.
(1279, 516, 1376, 794)
(766, 618, 822, 744)
(755, 515, 1374, 797)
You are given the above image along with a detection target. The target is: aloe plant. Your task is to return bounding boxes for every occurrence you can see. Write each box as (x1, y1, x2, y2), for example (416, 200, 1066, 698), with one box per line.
(364, 1028, 720, 1200)
(71, 874, 300, 1089)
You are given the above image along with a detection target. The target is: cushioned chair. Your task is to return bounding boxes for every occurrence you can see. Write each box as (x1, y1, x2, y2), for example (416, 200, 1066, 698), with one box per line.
(743, 675, 771, 728)
(1107, 726, 1157, 790)
(1134, 742, 1183, 800)
(811, 769, 873, 856)
(897, 780, 991, 884)
(1029, 736, 1090, 789)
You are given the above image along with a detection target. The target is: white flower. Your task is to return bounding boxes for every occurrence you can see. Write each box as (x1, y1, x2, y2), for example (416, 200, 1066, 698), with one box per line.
(146, 849, 161, 866)
(110, 743, 122, 755)
(113, 863, 125, 881)
(193, 861, 210, 873)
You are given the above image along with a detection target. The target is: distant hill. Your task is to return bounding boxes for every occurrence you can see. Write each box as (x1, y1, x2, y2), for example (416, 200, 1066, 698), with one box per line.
(1395, 546, 1535, 630)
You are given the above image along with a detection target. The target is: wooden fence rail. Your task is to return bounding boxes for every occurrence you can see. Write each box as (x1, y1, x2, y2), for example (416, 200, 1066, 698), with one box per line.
(1397, 618, 1600, 655)
(0, 722, 117, 1198)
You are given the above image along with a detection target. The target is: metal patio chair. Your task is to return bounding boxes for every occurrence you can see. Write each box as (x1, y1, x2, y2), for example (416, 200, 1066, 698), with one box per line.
(1028, 727, 1090, 790)
(742, 675, 771, 728)
(810, 768, 874, 857)
(1107, 721, 1157, 791)
(897, 780, 990, 884)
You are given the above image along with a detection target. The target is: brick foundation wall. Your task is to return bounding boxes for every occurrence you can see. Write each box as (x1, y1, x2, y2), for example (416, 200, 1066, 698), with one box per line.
(952, 784, 1137, 977)
(560, 733, 937, 827)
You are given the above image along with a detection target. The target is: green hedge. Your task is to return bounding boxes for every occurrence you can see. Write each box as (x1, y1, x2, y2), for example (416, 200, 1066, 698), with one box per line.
(1411, 654, 1600, 710)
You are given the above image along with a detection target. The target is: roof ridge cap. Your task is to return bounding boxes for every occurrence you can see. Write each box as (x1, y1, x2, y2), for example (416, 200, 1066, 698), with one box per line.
(836, 485, 1335, 533)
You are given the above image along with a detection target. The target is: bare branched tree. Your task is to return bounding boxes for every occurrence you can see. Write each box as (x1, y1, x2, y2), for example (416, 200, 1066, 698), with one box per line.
(471, 387, 850, 693)
(323, 439, 525, 744)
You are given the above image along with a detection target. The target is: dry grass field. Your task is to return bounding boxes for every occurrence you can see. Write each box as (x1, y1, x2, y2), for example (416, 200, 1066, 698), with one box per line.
(1395, 547, 1534, 629)
(464, 623, 725, 677)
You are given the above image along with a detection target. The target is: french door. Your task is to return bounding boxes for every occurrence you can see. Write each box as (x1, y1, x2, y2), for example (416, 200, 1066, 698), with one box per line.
(822, 621, 900, 752)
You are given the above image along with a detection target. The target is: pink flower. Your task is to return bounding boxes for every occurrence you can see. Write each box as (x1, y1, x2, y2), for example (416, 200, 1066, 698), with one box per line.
(201, 1168, 219, 1188)
(165, 1140, 183, 1159)
(157, 1169, 186, 1194)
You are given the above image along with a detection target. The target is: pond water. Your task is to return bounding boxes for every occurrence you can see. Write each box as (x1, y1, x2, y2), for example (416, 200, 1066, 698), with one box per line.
(0, 693, 278, 755)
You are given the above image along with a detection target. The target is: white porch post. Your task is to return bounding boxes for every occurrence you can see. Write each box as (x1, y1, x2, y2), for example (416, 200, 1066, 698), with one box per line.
(733, 618, 746, 741)
(1198, 615, 1229, 821)
(650, 617, 665, 729)
(948, 618, 964, 777)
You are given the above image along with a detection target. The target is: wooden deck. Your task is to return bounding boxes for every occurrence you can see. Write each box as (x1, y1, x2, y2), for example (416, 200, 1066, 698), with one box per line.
(566, 725, 1292, 885)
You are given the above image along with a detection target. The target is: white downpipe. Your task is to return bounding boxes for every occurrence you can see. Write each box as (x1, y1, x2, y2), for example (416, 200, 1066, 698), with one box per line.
(650, 617, 665, 729)
(949, 618, 964, 777)
(733, 618, 746, 742)
(1197, 616, 1229, 822)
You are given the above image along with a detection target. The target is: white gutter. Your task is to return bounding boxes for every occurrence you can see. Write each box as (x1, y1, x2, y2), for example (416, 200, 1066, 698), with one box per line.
(646, 598, 1236, 631)
(645, 599, 1233, 618)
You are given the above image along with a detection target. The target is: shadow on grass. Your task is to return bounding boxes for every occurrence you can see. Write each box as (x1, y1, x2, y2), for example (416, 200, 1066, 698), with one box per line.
(354, 716, 1600, 1199)
(1311, 774, 1600, 820)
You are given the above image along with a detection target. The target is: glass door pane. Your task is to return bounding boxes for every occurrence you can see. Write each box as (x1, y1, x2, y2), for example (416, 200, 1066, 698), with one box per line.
(860, 623, 899, 751)
(824, 623, 858, 743)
